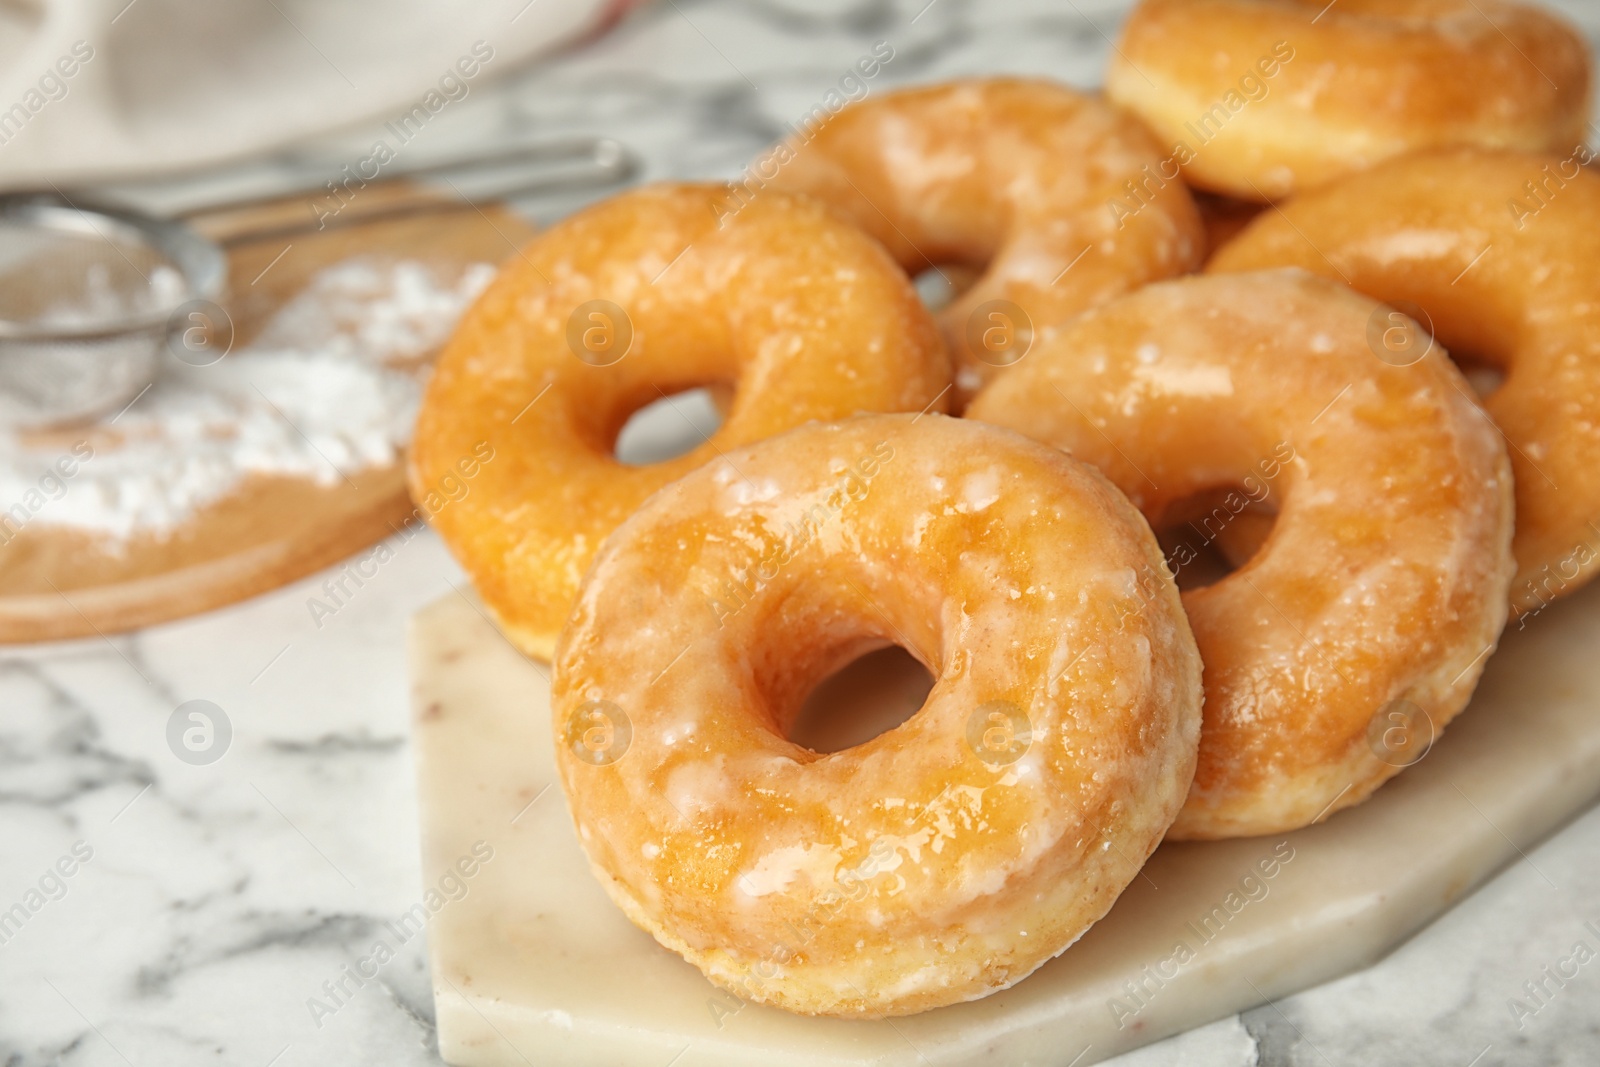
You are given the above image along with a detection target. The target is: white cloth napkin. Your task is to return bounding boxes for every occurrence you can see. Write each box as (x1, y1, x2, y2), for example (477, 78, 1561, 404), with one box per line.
(0, 0, 635, 189)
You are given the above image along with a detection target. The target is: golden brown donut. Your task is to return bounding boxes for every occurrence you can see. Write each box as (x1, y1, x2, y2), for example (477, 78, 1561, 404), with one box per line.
(1107, 0, 1592, 200)
(967, 271, 1515, 839)
(1210, 149, 1600, 616)
(754, 77, 1204, 403)
(552, 413, 1202, 1015)
(410, 183, 949, 659)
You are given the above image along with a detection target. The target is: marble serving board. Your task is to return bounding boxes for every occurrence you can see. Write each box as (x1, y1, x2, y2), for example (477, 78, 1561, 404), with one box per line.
(410, 578, 1600, 1067)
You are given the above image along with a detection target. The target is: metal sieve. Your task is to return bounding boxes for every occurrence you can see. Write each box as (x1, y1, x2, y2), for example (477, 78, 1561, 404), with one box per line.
(0, 137, 637, 430)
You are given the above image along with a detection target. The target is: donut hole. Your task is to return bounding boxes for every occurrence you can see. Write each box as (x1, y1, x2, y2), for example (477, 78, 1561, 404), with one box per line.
(1450, 351, 1508, 400)
(786, 644, 935, 755)
(1153, 486, 1280, 592)
(1383, 295, 1513, 400)
(612, 385, 729, 466)
(912, 265, 982, 312)
(745, 585, 943, 754)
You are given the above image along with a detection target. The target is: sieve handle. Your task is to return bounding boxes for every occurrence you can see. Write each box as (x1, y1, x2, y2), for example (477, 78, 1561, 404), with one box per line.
(181, 137, 638, 245)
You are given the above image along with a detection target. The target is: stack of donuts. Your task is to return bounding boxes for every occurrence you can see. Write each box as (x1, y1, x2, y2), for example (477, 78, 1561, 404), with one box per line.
(410, 0, 1597, 1020)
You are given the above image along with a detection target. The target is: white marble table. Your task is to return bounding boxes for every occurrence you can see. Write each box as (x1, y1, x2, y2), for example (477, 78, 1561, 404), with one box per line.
(5, 1, 1600, 1065)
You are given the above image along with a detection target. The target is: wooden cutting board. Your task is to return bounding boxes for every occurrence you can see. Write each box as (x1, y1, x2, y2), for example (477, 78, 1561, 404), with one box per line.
(409, 580, 1600, 1066)
(0, 194, 535, 643)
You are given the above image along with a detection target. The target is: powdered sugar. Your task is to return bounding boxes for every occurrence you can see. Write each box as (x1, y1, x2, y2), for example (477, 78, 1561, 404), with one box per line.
(30, 262, 189, 329)
(0, 256, 494, 541)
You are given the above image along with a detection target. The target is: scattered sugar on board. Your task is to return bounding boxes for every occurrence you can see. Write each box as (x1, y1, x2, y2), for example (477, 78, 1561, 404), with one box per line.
(0, 257, 494, 541)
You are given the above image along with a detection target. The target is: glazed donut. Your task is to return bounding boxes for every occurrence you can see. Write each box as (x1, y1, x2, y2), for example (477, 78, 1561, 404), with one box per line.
(1210, 149, 1600, 616)
(967, 271, 1514, 839)
(410, 183, 949, 659)
(1107, 0, 1592, 200)
(756, 77, 1204, 402)
(552, 413, 1202, 1016)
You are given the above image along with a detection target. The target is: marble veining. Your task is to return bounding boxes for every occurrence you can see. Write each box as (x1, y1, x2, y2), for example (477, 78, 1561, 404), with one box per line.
(5, 0, 1600, 1065)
